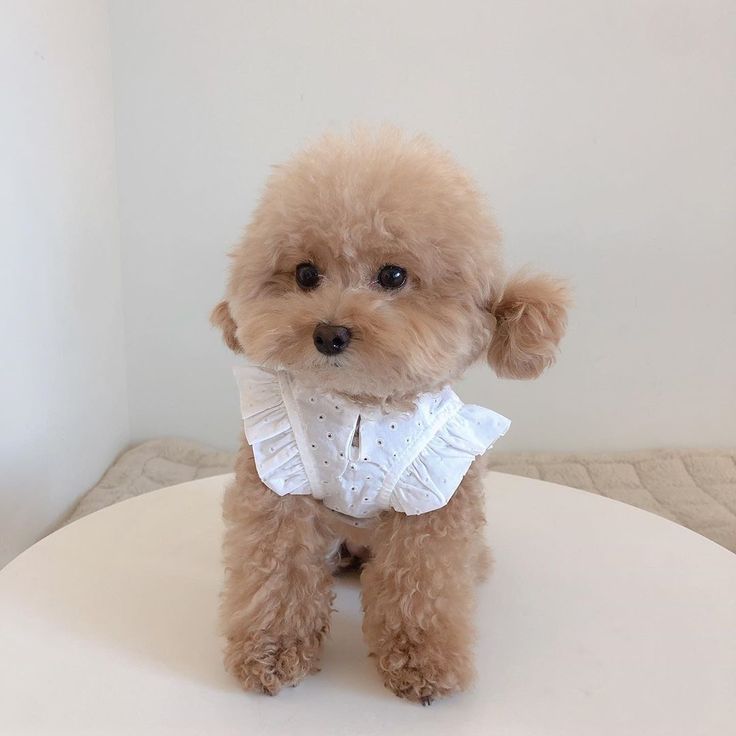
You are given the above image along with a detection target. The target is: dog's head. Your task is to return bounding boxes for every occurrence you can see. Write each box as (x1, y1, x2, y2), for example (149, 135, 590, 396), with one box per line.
(213, 129, 569, 402)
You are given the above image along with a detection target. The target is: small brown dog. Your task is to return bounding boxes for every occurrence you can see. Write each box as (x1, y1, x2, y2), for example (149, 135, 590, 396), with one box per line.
(212, 128, 568, 703)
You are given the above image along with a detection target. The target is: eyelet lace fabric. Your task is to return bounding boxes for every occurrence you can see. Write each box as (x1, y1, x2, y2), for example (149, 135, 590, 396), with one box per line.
(234, 364, 510, 518)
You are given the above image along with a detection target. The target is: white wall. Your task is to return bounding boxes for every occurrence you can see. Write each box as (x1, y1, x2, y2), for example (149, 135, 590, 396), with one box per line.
(111, 0, 736, 454)
(0, 0, 129, 566)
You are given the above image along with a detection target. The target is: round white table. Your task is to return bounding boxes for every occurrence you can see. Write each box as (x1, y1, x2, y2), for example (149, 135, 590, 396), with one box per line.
(1, 473, 734, 735)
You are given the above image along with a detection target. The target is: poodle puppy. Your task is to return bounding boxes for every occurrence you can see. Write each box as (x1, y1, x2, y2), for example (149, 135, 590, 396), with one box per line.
(212, 128, 568, 704)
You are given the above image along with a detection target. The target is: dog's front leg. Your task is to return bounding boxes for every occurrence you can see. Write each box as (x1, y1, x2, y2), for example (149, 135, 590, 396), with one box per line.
(361, 471, 488, 704)
(220, 448, 336, 695)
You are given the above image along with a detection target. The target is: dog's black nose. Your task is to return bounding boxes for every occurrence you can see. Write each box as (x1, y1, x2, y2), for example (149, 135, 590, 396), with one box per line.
(313, 324, 352, 355)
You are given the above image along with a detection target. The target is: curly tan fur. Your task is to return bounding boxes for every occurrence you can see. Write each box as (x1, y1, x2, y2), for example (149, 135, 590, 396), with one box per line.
(488, 272, 570, 380)
(215, 128, 568, 702)
(210, 300, 241, 353)
(361, 465, 489, 702)
(221, 443, 337, 694)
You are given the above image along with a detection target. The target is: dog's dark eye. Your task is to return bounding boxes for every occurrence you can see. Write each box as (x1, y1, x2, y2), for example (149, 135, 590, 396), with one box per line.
(377, 264, 407, 290)
(295, 262, 320, 290)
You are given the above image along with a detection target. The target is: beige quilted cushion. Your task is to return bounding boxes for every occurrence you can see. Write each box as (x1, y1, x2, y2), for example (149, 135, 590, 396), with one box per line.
(65, 440, 736, 553)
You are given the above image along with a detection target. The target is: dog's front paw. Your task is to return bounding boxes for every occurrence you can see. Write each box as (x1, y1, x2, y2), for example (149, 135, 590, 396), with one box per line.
(224, 630, 325, 695)
(374, 638, 473, 704)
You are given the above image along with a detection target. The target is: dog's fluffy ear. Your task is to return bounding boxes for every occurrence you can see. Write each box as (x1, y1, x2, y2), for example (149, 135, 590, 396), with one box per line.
(210, 300, 242, 353)
(488, 272, 569, 380)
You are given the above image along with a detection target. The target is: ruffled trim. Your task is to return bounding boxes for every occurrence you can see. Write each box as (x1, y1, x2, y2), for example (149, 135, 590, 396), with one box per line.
(390, 404, 510, 515)
(233, 365, 311, 496)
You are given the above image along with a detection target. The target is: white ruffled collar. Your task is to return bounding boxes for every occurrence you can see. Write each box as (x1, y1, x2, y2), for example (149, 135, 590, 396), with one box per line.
(235, 364, 510, 519)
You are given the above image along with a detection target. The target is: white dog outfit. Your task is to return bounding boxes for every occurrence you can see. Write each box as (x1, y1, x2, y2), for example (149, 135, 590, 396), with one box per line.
(234, 364, 510, 523)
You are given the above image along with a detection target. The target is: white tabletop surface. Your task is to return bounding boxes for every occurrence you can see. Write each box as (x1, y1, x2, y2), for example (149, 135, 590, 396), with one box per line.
(1, 473, 734, 735)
